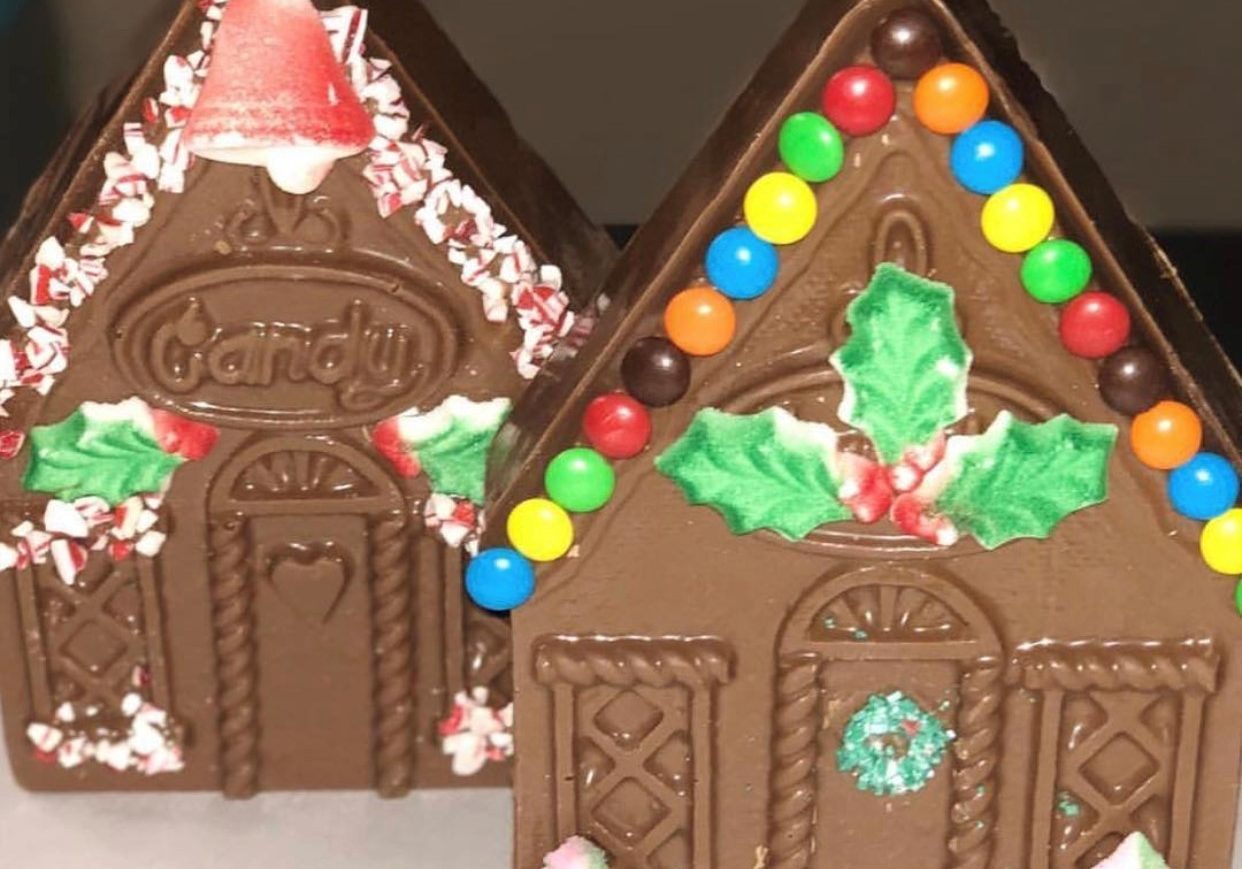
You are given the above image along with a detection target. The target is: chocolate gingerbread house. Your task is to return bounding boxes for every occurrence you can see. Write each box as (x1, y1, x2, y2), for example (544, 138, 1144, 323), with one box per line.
(0, 0, 614, 796)
(491, 1, 1242, 867)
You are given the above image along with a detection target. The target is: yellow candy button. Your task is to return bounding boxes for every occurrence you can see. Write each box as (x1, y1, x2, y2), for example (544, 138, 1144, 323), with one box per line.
(981, 183, 1055, 253)
(744, 172, 818, 245)
(1201, 508, 1242, 575)
(507, 497, 574, 562)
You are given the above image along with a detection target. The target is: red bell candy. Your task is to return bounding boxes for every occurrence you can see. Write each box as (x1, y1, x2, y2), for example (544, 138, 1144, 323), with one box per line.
(821, 65, 896, 137)
(185, 0, 375, 194)
(1059, 291, 1131, 359)
(582, 393, 652, 460)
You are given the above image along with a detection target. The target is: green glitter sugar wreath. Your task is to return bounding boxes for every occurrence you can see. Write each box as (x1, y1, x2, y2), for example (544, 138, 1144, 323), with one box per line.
(836, 691, 955, 797)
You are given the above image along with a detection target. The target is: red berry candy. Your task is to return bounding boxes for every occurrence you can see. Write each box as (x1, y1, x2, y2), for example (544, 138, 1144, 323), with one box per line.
(151, 410, 220, 461)
(583, 393, 652, 460)
(821, 65, 896, 137)
(1059, 291, 1131, 359)
(371, 417, 420, 478)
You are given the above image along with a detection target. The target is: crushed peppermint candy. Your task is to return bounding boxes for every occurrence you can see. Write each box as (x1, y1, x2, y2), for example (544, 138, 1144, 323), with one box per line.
(423, 493, 484, 554)
(0, 0, 568, 420)
(0, 494, 167, 582)
(330, 5, 573, 377)
(26, 668, 185, 776)
(438, 687, 513, 777)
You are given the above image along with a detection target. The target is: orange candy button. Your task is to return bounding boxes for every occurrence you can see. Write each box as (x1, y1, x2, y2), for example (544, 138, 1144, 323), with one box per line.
(1130, 400, 1202, 470)
(664, 287, 737, 357)
(914, 63, 989, 134)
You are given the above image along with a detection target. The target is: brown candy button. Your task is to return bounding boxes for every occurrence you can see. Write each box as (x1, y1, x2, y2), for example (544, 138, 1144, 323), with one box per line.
(871, 7, 944, 80)
(621, 337, 691, 407)
(1098, 346, 1169, 415)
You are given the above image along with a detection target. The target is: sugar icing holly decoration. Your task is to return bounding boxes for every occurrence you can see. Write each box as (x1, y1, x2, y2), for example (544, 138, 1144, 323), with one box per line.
(836, 691, 954, 797)
(656, 407, 850, 540)
(924, 412, 1118, 550)
(185, 0, 375, 194)
(831, 264, 970, 464)
(372, 395, 511, 504)
(1090, 832, 1170, 869)
(658, 265, 1117, 550)
(23, 399, 219, 506)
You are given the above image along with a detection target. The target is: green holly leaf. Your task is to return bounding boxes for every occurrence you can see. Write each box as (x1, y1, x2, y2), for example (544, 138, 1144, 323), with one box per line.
(655, 407, 851, 540)
(24, 408, 183, 506)
(932, 412, 1117, 550)
(410, 397, 511, 503)
(830, 264, 971, 463)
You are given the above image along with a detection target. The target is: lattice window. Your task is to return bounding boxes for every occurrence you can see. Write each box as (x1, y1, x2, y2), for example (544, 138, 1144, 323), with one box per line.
(15, 554, 171, 721)
(1009, 641, 1218, 869)
(534, 637, 734, 869)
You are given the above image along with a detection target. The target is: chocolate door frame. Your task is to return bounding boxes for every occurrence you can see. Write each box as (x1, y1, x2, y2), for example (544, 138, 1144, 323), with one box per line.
(766, 565, 1005, 868)
(207, 433, 414, 798)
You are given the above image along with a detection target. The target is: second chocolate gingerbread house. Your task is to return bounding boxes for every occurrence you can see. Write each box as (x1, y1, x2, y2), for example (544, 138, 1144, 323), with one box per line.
(483, 1, 1242, 866)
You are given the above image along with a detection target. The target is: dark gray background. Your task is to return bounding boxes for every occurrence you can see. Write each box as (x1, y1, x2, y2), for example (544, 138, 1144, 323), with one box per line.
(3, 0, 1241, 228)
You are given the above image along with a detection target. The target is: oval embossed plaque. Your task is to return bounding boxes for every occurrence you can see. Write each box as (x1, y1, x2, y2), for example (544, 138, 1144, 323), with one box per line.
(113, 264, 463, 429)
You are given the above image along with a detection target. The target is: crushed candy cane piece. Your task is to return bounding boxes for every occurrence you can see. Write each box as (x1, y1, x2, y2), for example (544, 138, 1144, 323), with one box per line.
(0, 429, 25, 459)
(424, 493, 483, 552)
(26, 668, 185, 776)
(438, 687, 514, 777)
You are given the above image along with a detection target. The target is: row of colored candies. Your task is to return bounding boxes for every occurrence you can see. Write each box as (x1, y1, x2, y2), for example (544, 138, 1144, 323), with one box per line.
(885, 6, 1242, 591)
(461, 10, 943, 611)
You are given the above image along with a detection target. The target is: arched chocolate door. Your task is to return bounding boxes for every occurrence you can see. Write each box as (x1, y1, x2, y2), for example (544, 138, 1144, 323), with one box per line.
(207, 434, 414, 797)
(767, 566, 1004, 869)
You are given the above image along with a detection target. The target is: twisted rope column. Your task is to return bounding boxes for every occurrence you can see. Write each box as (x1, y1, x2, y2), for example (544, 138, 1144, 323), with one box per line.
(209, 515, 259, 799)
(948, 658, 1004, 869)
(766, 654, 822, 869)
(370, 510, 414, 797)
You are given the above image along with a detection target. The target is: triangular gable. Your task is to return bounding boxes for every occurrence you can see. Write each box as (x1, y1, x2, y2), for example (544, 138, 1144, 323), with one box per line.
(0, 0, 613, 436)
(488, 0, 1240, 563)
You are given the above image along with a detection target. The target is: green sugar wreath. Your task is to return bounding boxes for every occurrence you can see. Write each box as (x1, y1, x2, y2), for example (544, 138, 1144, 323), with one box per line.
(836, 691, 955, 797)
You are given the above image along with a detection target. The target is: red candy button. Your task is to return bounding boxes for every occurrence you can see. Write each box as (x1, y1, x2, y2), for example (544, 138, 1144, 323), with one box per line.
(583, 393, 653, 460)
(822, 65, 896, 137)
(1059, 291, 1131, 359)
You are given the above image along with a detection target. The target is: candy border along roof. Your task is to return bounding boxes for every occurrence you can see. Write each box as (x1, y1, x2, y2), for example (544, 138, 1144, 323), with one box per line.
(0, 0, 572, 422)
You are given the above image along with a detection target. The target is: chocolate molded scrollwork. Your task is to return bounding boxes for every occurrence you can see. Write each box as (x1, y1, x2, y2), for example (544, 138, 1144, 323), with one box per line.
(1007, 641, 1219, 694)
(534, 637, 735, 690)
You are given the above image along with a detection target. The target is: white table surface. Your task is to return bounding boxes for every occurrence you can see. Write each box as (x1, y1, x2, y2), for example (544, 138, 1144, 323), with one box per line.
(0, 773, 511, 868)
(2, 771, 1241, 867)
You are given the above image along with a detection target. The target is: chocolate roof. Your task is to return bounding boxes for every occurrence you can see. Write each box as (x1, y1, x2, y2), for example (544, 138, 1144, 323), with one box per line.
(490, 0, 1241, 515)
(0, 0, 615, 433)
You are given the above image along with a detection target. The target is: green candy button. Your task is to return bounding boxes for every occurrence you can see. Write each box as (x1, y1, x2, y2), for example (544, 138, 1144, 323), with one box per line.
(779, 112, 845, 183)
(545, 447, 616, 513)
(1021, 239, 1093, 304)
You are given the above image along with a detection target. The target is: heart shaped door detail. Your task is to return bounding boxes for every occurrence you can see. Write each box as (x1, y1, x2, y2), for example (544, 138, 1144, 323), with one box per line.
(265, 543, 353, 625)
